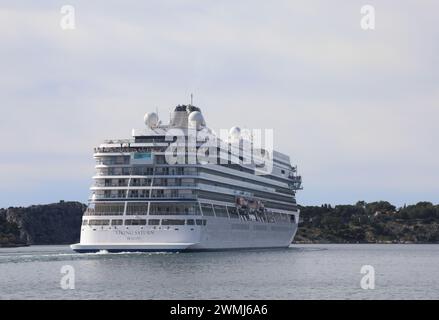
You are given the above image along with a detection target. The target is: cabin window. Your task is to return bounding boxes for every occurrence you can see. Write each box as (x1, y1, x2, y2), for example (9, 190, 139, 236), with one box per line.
(111, 219, 123, 226)
(148, 219, 160, 225)
(125, 219, 147, 226)
(161, 219, 185, 225)
(213, 205, 229, 218)
(126, 203, 148, 215)
(94, 203, 124, 215)
(200, 203, 215, 216)
(149, 203, 200, 215)
(118, 190, 125, 198)
(88, 219, 110, 226)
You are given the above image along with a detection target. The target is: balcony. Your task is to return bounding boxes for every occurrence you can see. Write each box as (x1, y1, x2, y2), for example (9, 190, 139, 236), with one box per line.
(93, 181, 195, 188)
(94, 146, 167, 154)
(92, 191, 197, 200)
(95, 167, 198, 177)
(96, 159, 130, 165)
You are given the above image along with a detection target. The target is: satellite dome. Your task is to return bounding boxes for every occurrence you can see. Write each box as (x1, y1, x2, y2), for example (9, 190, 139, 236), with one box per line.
(229, 126, 241, 140)
(144, 112, 159, 128)
(188, 111, 205, 130)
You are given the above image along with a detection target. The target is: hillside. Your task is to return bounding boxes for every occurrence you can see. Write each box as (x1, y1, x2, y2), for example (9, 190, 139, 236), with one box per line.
(0, 201, 85, 247)
(295, 201, 439, 243)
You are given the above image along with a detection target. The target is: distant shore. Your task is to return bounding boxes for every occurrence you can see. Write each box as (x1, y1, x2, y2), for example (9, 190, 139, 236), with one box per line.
(293, 240, 431, 244)
(0, 201, 85, 248)
(295, 201, 439, 244)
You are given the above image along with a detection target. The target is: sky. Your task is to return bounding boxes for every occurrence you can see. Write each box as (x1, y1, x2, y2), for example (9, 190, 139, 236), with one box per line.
(0, 1, 438, 208)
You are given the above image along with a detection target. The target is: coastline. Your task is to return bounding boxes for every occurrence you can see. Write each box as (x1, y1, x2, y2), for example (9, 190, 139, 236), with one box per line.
(293, 240, 437, 244)
(2, 242, 439, 248)
(0, 243, 30, 248)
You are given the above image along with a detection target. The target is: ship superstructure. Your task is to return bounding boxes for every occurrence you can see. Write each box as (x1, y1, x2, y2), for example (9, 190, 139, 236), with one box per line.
(71, 104, 302, 252)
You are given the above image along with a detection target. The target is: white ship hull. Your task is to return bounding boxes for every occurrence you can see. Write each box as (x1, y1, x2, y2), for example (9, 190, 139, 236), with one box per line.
(71, 215, 298, 253)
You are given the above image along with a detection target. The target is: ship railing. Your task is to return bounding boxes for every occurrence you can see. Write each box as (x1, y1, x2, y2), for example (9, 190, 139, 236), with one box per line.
(152, 183, 195, 187)
(96, 159, 130, 165)
(84, 211, 124, 216)
(95, 169, 198, 176)
(94, 181, 194, 187)
(94, 183, 130, 187)
(102, 139, 133, 144)
(94, 146, 167, 153)
(92, 194, 196, 200)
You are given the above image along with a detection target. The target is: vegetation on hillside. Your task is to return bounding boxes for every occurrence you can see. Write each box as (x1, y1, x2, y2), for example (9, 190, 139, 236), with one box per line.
(0, 201, 85, 247)
(0, 214, 23, 246)
(295, 201, 439, 243)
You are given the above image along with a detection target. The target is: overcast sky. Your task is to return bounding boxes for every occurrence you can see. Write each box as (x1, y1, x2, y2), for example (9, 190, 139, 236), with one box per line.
(1, 1, 437, 208)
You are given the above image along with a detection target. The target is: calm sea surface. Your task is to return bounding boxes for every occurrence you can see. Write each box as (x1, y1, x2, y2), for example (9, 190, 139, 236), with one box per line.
(0, 244, 438, 299)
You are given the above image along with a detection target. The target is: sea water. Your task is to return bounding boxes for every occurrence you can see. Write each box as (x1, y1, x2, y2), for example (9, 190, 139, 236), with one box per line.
(0, 244, 438, 299)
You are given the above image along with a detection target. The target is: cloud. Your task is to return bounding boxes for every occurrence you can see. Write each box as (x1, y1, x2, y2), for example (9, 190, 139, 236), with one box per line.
(0, 1, 438, 207)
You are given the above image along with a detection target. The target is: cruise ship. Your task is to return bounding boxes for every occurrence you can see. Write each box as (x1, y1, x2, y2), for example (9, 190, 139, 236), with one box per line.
(71, 104, 302, 252)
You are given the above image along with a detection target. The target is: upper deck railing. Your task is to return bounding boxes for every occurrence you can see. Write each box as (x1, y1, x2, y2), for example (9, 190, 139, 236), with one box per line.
(102, 139, 133, 144)
(94, 146, 167, 154)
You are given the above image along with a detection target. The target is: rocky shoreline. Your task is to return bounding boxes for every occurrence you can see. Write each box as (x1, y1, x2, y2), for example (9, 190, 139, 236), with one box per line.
(0, 201, 85, 247)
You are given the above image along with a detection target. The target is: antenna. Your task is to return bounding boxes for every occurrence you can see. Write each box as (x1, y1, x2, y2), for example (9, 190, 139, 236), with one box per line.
(190, 93, 193, 106)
